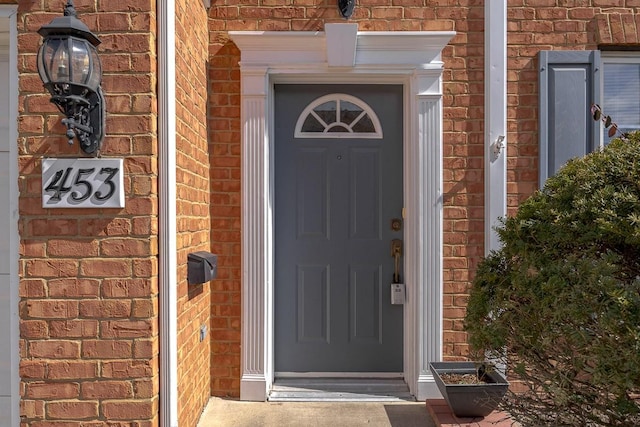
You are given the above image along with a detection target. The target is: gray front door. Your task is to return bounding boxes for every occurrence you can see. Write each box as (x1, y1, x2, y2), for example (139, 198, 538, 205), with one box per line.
(274, 84, 404, 373)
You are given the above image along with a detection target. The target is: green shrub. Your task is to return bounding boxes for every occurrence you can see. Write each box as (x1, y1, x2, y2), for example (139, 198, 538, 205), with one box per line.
(466, 135, 640, 426)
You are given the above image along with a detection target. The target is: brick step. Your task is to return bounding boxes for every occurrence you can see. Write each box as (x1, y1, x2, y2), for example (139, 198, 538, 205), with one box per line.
(426, 399, 520, 427)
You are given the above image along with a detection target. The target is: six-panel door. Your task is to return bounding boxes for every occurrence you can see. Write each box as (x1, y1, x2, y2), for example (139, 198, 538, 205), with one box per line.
(274, 84, 404, 373)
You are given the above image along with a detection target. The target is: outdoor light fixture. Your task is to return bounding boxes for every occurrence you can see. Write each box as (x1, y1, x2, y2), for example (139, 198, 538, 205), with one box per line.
(338, 0, 355, 19)
(37, 0, 105, 156)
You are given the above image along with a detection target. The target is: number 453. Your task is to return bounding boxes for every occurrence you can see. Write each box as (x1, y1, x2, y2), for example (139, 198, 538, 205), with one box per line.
(45, 167, 119, 202)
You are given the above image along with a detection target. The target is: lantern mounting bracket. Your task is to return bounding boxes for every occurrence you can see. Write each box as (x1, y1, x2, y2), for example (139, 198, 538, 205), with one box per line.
(50, 87, 105, 153)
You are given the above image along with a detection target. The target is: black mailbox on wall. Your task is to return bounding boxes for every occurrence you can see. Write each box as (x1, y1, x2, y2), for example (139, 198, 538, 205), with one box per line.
(187, 251, 217, 285)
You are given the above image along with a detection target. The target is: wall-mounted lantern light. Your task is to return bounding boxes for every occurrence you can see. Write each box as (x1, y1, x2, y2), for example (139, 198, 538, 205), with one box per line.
(37, 0, 105, 156)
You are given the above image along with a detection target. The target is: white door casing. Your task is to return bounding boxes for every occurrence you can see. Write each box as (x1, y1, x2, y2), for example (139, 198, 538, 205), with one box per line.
(0, 44, 9, 419)
(0, 5, 19, 426)
(231, 24, 455, 401)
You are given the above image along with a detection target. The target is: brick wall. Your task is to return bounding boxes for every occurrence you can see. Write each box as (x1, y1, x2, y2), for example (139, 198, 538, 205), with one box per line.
(15, 0, 640, 419)
(18, 0, 159, 425)
(208, 39, 241, 398)
(175, 0, 213, 425)
(206, 1, 640, 397)
(206, 0, 487, 395)
(444, 0, 640, 359)
(505, 2, 640, 210)
(440, 4, 485, 361)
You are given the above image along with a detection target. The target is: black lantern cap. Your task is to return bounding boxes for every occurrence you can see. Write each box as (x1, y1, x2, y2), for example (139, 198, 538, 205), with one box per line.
(38, 0, 101, 46)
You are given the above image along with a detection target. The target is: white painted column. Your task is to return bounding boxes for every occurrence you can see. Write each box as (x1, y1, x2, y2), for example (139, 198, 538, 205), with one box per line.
(158, 0, 178, 425)
(240, 67, 271, 402)
(484, 1, 507, 253)
(410, 70, 444, 400)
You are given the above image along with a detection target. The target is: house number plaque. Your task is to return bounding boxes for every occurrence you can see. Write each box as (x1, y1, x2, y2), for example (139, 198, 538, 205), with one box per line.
(42, 158, 125, 208)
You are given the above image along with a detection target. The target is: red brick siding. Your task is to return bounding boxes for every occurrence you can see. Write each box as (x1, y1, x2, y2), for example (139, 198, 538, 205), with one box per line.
(17, 0, 159, 425)
(175, 0, 213, 425)
(206, 0, 487, 395)
(15, 0, 640, 415)
(441, 4, 485, 360)
(207, 2, 640, 397)
(208, 38, 242, 398)
(505, 3, 640, 216)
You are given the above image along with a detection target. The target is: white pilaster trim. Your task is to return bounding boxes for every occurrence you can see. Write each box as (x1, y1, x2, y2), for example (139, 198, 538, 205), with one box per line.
(412, 92, 444, 400)
(231, 25, 454, 402)
(157, 0, 178, 425)
(240, 81, 271, 400)
(0, 5, 19, 426)
(485, 1, 507, 254)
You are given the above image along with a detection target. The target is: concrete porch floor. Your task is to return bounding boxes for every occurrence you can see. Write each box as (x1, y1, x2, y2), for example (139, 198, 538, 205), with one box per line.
(197, 397, 436, 427)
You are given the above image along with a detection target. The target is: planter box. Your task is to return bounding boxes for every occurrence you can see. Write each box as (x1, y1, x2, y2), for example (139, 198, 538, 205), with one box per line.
(429, 361, 509, 418)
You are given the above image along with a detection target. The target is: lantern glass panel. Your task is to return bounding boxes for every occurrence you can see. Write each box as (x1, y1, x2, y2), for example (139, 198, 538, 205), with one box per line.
(37, 38, 68, 85)
(44, 38, 71, 83)
(37, 37, 101, 90)
(86, 44, 102, 91)
(70, 38, 91, 86)
(36, 42, 50, 85)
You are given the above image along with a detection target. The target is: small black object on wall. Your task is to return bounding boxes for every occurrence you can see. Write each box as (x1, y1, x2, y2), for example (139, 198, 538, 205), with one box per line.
(338, 0, 355, 19)
(187, 251, 218, 285)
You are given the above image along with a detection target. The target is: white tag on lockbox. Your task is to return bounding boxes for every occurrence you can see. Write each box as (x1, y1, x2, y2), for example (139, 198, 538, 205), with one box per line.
(391, 283, 405, 305)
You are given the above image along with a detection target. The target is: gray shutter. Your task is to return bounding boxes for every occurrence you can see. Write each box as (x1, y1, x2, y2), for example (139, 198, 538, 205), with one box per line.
(539, 50, 601, 184)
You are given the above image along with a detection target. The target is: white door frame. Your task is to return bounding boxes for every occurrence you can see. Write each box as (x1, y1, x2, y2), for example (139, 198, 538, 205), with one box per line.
(157, 0, 178, 425)
(0, 5, 19, 426)
(231, 24, 455, 402)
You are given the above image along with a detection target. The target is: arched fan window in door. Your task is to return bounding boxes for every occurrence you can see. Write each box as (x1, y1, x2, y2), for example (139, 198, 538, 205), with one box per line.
(294, 93, 383, 139)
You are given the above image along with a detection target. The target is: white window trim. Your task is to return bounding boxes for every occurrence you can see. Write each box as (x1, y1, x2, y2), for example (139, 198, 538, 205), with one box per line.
(231, 24, 454, 402)
(601, 52, 640, 144)
(294, 93, 383, 139)
(601, 51, 640, 61)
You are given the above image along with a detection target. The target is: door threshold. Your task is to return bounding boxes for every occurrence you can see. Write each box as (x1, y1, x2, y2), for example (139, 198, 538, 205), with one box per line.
(275, 372, 403, 379)
(269, 377, 414, 402)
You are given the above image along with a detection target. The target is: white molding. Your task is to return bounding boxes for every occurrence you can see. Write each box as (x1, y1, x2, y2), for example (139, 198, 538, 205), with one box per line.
(325, 23, 357, 67)
(240, 93, 270, 401)
(355, 32, 452, 66)
(294, 93, 383, 139)
(484, 1, 507, 254)
(0, 5, 18, 426)
(413, 94, 444, 399)
(275, 372, 402, 379)
(157, 0, 178, 425)
(231, 25, 454, 402)
(230, 30, 453, 69)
